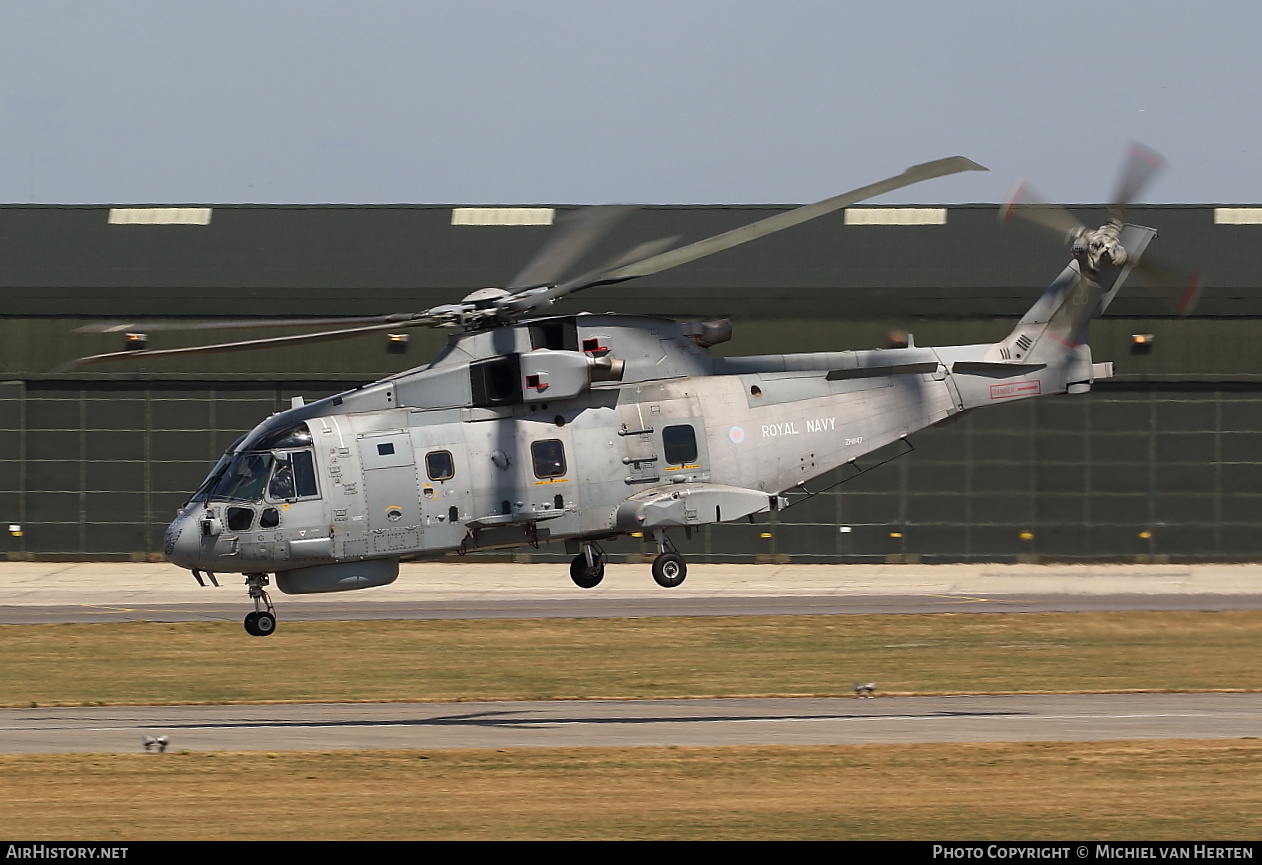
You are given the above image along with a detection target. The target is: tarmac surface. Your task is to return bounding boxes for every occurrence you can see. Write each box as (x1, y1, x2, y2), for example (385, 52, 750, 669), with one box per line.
(4, 560, 1260, 754)
(3, 693, 1258, 754)
(2, 560, 1262, 624)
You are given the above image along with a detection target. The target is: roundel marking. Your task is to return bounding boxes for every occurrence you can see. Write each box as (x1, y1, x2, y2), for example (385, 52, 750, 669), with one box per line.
(728, 426, 746, 444)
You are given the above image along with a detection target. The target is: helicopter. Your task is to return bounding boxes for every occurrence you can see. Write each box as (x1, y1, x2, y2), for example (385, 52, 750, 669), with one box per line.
(65, 149, 1183, 637)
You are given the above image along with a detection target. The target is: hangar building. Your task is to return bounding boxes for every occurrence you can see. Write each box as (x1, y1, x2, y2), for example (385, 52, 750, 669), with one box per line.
(1, 202, 1260, 563)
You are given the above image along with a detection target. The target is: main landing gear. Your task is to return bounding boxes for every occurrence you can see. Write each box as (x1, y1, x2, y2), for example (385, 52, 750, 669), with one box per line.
(243, 573, 278, 637)
(568, 532, 688, 589)
(569, 541, 607, 588)
(650, 529, 686, 588)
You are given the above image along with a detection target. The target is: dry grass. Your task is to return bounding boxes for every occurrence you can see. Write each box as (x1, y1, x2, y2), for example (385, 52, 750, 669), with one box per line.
(3, 740, 1261, 840)
(1, 611, 1261, 706)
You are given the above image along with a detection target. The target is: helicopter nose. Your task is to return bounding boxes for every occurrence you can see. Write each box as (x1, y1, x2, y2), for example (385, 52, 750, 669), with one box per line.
(162, 508, 202, 571)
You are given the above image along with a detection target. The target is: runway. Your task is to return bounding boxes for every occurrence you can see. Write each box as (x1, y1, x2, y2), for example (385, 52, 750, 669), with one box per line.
(3, 693, 1258, 754)
(3, 560, 1262, 624)
(8, 593, 1262, 624)
(4, 561, 1260, 755)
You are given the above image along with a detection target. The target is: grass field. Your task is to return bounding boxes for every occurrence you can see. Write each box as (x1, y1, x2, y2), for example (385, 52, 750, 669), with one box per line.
(5, 610, 1261, 840)
(2, 610, 1261, 706)
(4, 741, 1262, 840)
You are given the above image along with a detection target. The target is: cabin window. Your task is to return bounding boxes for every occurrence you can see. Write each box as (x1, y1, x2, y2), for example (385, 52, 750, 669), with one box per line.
(226, 507, 254, 531)
(426, 450, 455, 481)
(663, 424, 698, 465)
(531, 439, 567, 478)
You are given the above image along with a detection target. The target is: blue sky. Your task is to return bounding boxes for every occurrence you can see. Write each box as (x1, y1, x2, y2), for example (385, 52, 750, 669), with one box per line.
(2, 1, 1258, 205)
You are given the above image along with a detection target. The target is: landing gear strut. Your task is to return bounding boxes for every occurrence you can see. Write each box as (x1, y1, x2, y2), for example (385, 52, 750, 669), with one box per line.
(243, 573, 277, 637)
(651, 530, 687, 588)
(569, 542, 607, 589)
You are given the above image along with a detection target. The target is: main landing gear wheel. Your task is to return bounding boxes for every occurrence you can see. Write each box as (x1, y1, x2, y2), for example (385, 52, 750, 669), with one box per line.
(569, 554, 605, 589)
(651, 552, 687, 588)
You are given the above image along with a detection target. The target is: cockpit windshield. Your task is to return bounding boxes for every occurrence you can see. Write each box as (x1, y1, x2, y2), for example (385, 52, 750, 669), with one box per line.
(207, 452, 275, 503)
(255, 424, 313, 450)
(189, 434, 247, 504)
(190, 424, 320, 504)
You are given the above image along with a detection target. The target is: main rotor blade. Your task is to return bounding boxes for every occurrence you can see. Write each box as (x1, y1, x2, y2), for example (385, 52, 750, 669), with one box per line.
(523, 156, 987, 310)
(506, 205, 635, 291)
(57, 318, 438, 371)
(497, 235, 683, 318)
(74, 314, 412, 334)
(1111, 141, 1166, 217)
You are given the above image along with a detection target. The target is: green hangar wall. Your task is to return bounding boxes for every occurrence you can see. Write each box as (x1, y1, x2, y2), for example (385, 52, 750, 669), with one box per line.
(1, 203, 1260, 563)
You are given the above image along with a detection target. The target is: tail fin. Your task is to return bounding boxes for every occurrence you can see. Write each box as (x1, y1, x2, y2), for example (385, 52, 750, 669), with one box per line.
(986, 222, 1157, 367)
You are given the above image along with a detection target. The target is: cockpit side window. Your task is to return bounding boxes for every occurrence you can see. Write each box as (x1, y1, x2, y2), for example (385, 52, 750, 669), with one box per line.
(267, 450, 319, 501)
(292, 450, 318, 497)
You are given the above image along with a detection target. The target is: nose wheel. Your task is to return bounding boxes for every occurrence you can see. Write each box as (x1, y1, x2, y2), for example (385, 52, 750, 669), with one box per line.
(243, 574, 278, 637)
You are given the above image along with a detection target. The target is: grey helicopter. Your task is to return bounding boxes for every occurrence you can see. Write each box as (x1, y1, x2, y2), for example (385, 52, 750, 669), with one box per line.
(66, 148, 1187, 637)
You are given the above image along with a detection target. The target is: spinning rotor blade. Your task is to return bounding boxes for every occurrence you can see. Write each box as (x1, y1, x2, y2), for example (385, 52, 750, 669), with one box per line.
(1000, 178, 1086, 239)
(58, 317, 441, 370)
(67, 155, 987, 366)
(1111, 141, 1166, 218)
(1133, 257, 1205, 316)
(511, 156, 988, 314)
(74, 314, 412, 334)
(1001, 142, 1200, 315)
(506, 205, 635, 291)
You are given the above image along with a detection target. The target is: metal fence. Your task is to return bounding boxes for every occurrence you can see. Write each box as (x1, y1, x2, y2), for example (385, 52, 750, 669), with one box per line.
(1, 380, 1259, 563)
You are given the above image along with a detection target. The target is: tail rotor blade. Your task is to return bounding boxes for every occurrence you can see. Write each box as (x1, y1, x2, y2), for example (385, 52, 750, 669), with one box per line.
(1133, 256, 1205, 315)
(1000, 178, 1085, 240)
(1111, 141, 1166, 217)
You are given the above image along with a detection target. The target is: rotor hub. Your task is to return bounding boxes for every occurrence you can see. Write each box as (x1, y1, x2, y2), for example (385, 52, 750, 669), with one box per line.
(1072, 222, 1128, 273)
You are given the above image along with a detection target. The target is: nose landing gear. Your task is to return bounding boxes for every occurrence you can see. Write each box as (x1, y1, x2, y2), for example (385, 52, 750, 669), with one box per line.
(243, 573, 278, 637)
